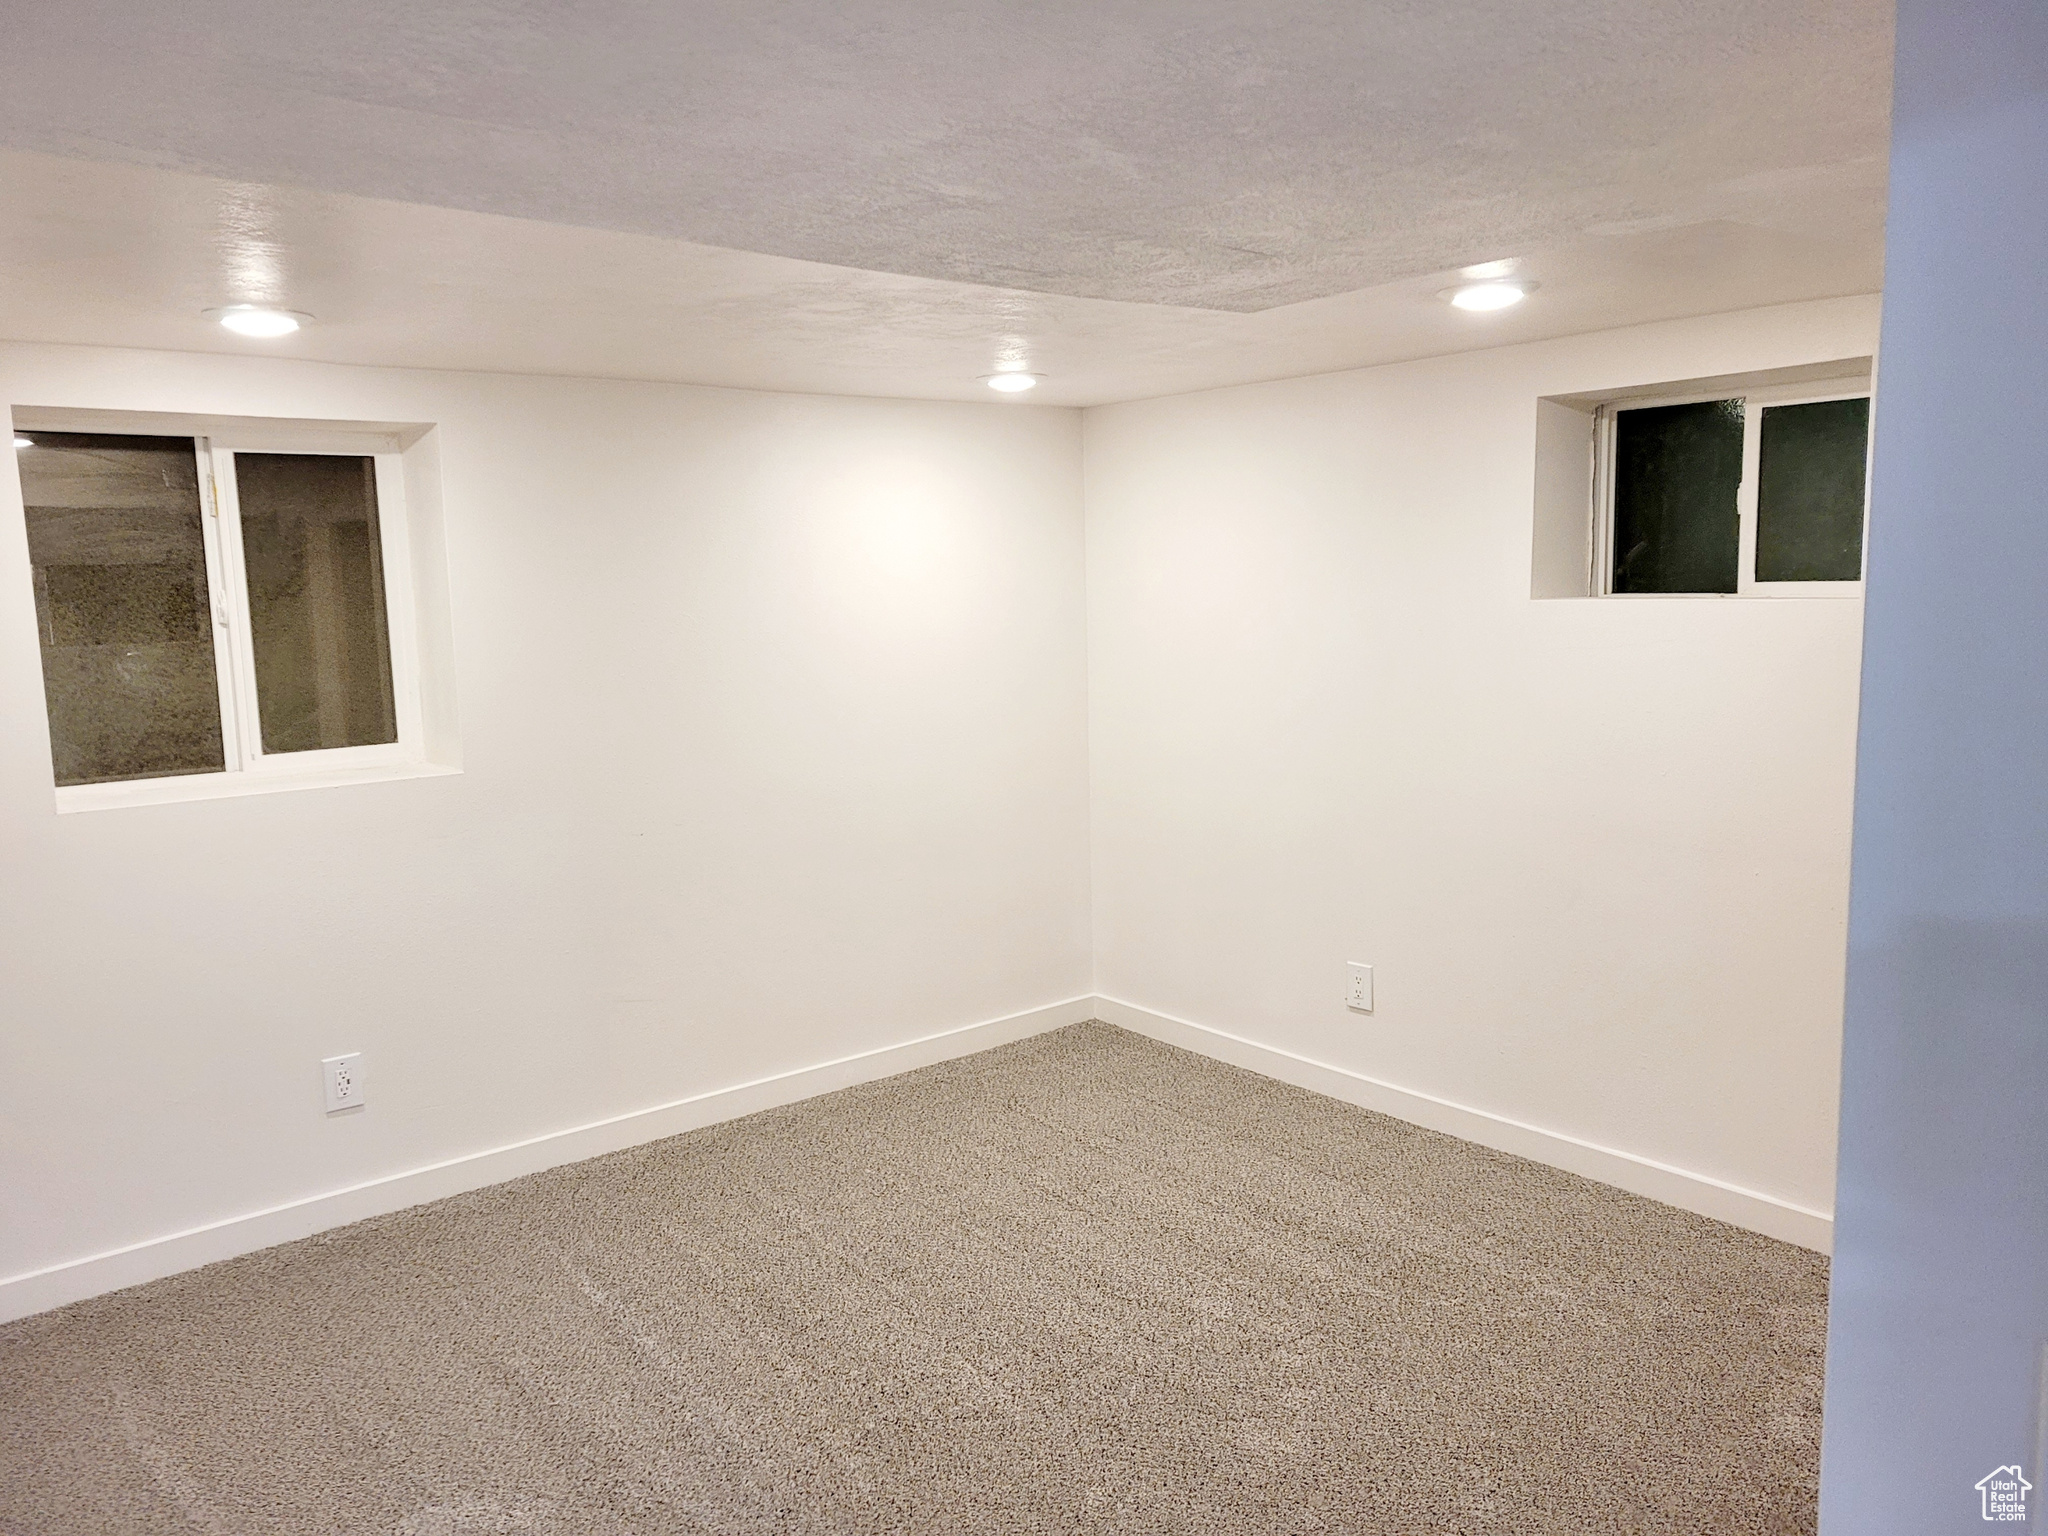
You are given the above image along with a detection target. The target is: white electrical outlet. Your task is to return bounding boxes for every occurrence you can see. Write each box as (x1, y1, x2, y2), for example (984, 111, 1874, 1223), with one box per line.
(322, 1053, 365, 1112)
(1345, 963, 1374, 1012)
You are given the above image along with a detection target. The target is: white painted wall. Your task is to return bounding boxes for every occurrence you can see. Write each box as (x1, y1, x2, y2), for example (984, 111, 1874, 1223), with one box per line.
(1820, 3, 2048, 1526)
(2, 293, 1883, 1313)
(1084, 295, 1880, 1238)
(0, 343, 1093, 1308)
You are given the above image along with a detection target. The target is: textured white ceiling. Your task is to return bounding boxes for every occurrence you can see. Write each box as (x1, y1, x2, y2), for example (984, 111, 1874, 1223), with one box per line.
(0, 0, 1892, 313)
(0, 150, 1883, 406)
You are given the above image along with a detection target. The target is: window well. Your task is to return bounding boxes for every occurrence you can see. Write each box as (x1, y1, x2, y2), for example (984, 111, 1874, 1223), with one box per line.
(1610, 399, 1745, 595)
(20, 433, 227, 786)
(1755, 397, 1870, 584)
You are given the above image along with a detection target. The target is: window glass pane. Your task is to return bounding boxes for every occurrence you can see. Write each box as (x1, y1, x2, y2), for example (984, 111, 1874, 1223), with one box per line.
(235, 453, 397, 753)
(1611, 399, 1745, 594)
(16, 432, 225, 786)
(1756, 397, 1869, 583)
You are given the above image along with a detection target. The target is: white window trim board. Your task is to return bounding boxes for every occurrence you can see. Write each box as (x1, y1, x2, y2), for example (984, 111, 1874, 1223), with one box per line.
(54, 759, 462, 815)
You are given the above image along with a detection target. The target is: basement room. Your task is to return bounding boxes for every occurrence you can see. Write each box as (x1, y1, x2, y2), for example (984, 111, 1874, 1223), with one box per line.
(2, 3, 2042, 1532)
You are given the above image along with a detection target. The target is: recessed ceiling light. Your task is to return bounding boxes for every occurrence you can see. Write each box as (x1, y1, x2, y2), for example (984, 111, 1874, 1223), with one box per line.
(13, 436, 31, 449)
(985, 372, 1040, 394)
(204, 305, 312, 338)
(1444, 281, 1536, 312)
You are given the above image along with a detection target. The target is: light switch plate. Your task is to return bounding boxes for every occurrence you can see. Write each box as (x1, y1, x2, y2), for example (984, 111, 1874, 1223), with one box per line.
(322, 1053, 365, 1112)
(1346, 963, 1374, 1012)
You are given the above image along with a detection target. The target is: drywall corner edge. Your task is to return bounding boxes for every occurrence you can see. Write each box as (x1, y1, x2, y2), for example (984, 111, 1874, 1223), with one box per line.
(1094, 995, 1833, 1253)
(0, 995, 1098, 1324)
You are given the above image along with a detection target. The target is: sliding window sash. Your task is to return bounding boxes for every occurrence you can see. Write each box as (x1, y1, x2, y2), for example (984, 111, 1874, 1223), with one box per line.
(203, 442, 425, 776)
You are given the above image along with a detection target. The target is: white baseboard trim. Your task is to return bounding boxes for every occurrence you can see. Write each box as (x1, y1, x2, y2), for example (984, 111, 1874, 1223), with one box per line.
(1093, 995, 1833, 1253)
(2, 991, 1830, 1321)
(0, 995, 1097, 1324)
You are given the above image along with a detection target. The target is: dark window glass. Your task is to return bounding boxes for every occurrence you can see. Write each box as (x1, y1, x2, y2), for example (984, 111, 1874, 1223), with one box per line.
(1611, 399, 1745, 594)
(235, 453, 398, 753)
(1756, 397, 1870, 583)
(17, 433, 225, 785)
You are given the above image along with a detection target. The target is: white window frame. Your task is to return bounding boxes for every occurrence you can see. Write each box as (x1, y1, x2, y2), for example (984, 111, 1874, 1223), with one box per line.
(1591, 377, 1872, 599)
(19, 416, 447, 812)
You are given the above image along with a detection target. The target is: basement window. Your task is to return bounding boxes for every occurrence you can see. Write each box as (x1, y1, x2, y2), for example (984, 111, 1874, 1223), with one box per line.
(12, 414, 455, 810)
(1530, 361, 1873, 599)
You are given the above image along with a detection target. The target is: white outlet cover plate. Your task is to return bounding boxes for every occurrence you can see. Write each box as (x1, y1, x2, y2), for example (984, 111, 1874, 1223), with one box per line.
(322, 1052, 365, 1112)
(1346, 963, 1374, 1012)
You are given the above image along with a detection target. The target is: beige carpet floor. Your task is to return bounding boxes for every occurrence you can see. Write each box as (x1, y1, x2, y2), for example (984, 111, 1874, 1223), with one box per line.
(0, 1023, 1827, 1535)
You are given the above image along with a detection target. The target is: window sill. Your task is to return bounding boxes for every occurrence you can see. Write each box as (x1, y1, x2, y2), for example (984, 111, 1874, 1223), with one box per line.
(55, 760, 461, 815)
(1590, 588, 1864, 600)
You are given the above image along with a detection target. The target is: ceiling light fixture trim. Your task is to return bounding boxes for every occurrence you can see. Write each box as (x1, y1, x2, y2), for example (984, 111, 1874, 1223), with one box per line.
(1442, 280, 1537, 312)
(203, 305, 314, 337)
(984, 372, 1041, 393)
